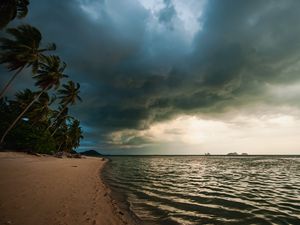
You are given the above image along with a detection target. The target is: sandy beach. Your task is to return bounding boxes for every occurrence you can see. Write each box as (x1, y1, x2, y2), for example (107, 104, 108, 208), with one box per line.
(0, 152, 135, 225)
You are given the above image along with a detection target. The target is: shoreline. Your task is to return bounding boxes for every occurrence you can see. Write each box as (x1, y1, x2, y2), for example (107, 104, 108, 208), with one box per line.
(101, 159, 142, 225)
(0, 151, 136, 225)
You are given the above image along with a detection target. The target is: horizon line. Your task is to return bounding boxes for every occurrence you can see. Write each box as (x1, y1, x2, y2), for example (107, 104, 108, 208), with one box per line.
(100, 154, 300, 156)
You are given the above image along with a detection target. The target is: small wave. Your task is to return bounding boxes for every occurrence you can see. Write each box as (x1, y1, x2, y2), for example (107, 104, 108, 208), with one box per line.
(103, 156, 300, 225)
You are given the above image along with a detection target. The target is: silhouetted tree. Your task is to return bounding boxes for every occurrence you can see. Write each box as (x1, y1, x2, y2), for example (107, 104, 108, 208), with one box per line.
(0, 25, 56, 98)
(0, 55, 67, 144)
(0, 0, 30, 29)
(48, 81, 82, 135)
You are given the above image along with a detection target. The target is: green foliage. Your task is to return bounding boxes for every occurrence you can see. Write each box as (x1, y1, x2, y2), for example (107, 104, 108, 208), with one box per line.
(1, 85, 84, 153)
(0, 98, 18, 132)
(1, 85, 83, 154)
(34, 55, 67, 90)
(0, 0, 30, 30)
(0, 24, 57, 99)
(5, 123, 56, 154)
(16, 0, 30, 19)
(58, 81, 82, 106)
(53, 118, 83, 152)
(33, 131, 56, 154)
(1, 25, 44, 72)
(0, 20, 83, 154)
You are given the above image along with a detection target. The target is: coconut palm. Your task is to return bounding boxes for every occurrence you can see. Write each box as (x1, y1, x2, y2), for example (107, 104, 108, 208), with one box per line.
(58, 80, 82, 111)
(55, 124, 69, 152)
(68, 119, 83, 150)
(5, 89, 37, 122)
(51, 106, 69, 136)
(9, 89, 54, 126)
(0, 0, 30, 29)
(48, 81, 82, 134)
(55, 118, 83, 152)
(0, 24, 56, 98)
(0, 55, 67, 144)
(16, 0, 30, 17)
(28, 92, 56, 127)
(13, 88, 36, 109)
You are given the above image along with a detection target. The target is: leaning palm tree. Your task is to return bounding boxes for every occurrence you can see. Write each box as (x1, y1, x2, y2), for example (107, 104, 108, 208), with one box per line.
(58, 80, 82, 113)
(0, 0, 30, 29)
(13, 88, 36, 109)
(7, 89, 37, 120)
(0, 24, 56, 98)
(50, 106, 70, 136)
(0, 55, 67, 144)
(28, 92, 56, 127)
(48, 81, 82, 133)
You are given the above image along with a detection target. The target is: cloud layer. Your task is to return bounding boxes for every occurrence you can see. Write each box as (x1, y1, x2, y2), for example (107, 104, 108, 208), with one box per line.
(1, 0, 300, 153)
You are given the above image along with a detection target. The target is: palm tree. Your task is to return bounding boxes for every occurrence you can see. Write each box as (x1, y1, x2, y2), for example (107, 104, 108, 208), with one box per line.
(0, 55, 67, 145)
(58, 80, 82, 112)
(6, 89, 37, 123)
(28, 92, 56, 127)
(55, 124, 69, 152)
(0, 24, 56, 98)
(0, 0, 30, 29)
(51, 106, 69, 136)
(13, 88, 36, 110)
(48, 81, 82, 134)
(8, 89, 55, 127)
(55, 118, 83, 152)
(68, 119, 83, 150)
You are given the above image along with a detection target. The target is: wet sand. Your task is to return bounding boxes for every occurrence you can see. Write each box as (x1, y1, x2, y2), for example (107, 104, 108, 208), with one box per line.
(0, 152, 135, 225)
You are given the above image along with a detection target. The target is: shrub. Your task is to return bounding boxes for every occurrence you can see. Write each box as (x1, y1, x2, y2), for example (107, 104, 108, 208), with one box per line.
(5, 122, 56, 154)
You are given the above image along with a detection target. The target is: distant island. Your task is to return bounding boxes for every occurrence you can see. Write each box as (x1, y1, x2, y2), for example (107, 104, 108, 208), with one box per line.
(227, 152, 238, 156)
(227, 152, 248, 156)
(80, 150, 103, 157)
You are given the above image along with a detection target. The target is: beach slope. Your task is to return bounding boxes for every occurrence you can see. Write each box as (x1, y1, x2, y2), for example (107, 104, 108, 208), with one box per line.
(0, 152, 131, 225)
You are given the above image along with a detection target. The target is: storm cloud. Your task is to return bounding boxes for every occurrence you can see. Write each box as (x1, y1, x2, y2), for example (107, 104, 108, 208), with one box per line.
(1, 0, 300, 153)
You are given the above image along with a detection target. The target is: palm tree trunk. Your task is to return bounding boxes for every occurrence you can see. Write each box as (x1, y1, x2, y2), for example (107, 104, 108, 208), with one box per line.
(51, 122, 61, 137)
(0, 85, 50, 145)
(51, 116, 67, 136)
(46, 104, 68, 131)
(57, 141, 63, 152)
(0, 66, 25, 99)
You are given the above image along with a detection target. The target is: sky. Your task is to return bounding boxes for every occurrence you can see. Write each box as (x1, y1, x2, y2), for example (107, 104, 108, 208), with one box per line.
(1, 0, 300, 155)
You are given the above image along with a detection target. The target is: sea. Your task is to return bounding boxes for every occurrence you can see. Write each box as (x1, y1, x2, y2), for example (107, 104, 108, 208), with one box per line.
(103, 156, 300, 225)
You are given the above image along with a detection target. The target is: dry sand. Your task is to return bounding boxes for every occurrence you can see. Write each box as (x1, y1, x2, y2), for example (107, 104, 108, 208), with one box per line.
(0, 152, 135, 225)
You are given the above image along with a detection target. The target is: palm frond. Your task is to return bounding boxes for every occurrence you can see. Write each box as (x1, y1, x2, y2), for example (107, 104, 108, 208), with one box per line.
(34, 55, 67, 91)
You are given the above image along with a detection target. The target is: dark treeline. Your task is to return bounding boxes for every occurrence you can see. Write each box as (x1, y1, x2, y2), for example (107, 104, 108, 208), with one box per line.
(0, 0, 83, 154)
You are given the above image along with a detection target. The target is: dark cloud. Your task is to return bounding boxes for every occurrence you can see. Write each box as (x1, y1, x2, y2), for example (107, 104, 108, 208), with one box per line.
(158, 0, 176, 27)
(1, 0, 300, 151)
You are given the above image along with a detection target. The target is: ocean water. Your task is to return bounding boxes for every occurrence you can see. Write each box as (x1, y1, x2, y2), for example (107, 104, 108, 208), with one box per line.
(103, 156, 300, 225)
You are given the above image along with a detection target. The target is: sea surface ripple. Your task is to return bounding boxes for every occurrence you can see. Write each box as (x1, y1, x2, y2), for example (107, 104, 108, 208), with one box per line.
(103, 156, 300, 225)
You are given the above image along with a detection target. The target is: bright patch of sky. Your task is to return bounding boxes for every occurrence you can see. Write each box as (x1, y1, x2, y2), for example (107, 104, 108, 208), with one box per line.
(78, 0, 207, 44)
(110, 112, 300, 155)
(138, 0, 207, 42)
